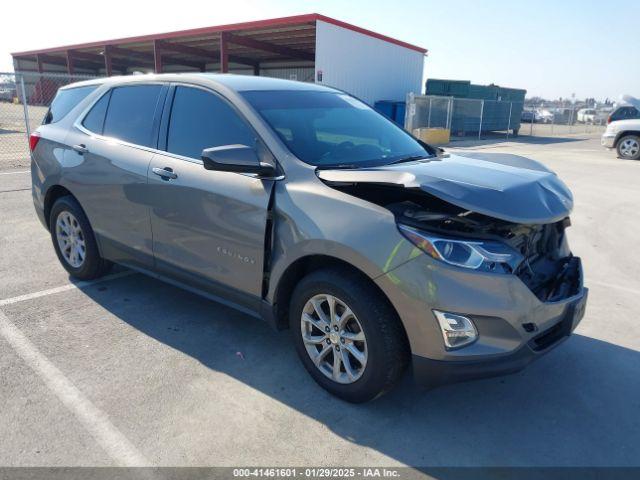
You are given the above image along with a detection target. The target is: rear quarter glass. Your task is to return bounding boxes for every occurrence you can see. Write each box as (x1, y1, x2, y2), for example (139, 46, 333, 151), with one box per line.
(43, 85, 97, 125)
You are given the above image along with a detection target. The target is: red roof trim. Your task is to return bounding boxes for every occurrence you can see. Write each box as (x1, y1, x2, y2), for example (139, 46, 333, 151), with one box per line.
(11, 13, 426, 57)
(314, 15, 427, 54)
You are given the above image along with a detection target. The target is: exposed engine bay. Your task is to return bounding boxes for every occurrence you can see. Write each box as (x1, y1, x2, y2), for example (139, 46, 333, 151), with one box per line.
(327, 182, 581, 302)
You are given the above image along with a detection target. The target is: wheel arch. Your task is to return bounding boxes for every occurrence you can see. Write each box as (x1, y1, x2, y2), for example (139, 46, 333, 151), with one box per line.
(43, 185, 76, 230)
(271, 254, 407, 343)
(615, 130, 640, 148)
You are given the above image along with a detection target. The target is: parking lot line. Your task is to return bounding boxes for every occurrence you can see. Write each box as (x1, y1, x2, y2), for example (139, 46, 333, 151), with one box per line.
(1, 188, 30, 193)
(0, 309, 149, 466)
(0, 170, 29, 175)
(0, 271, 134, 306)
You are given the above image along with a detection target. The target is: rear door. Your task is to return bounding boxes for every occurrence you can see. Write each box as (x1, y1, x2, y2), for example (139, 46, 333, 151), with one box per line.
(147, 84, 274, 308)
(64, 83, 167, 268)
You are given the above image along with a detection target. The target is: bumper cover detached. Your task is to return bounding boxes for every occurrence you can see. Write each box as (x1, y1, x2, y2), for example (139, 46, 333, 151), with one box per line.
(413, 289, 588, 388)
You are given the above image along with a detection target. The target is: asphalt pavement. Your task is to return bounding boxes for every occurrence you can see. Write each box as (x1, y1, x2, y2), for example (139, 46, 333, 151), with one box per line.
(0, 135, 639, 467)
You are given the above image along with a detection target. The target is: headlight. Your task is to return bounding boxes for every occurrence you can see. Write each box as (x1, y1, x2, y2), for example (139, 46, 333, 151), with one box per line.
(398, 224, 520, 272)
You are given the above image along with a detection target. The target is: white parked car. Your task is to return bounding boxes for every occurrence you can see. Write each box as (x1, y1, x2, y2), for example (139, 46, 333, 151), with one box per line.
(601, 119, 640, 160)
(536, 109, 554, 123)
(577, 108, 596, 123)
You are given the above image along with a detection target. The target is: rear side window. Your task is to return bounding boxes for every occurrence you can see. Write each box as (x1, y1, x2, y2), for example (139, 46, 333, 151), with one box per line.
(43, 85, 97, 124)
(166, 86, 256, 159)
(103, 85, 163, 147)
(82, 91, 111, 134)
(613, 107, 639, 121)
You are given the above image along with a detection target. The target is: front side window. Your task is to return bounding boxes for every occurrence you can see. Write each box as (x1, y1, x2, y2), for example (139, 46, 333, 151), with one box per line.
(44, 85, 97, 124)
(102, 85, 163, 147)
(241, 90, 432, 168)
(166, 86, 256, 159)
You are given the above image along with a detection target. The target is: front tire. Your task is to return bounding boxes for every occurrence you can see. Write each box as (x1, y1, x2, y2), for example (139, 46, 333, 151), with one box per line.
(617, 135, 640, 160)
(290, 268, 408, 403)
(50, 196, 111, 280)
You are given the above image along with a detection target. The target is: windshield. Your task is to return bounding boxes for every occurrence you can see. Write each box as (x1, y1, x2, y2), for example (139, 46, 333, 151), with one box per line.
(241, 90, 433, 168)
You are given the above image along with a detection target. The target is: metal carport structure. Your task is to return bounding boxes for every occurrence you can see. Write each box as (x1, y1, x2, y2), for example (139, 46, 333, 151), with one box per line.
(11, 13, 425, 78)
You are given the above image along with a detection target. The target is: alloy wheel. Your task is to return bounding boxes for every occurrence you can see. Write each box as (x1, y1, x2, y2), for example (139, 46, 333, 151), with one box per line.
(55, 211, 86, 268)
(620, 138, 640, 158)
(301, 294, 367, 384)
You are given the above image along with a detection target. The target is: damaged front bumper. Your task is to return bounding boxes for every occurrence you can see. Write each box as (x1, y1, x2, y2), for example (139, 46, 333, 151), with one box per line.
(413, 287, 587, 388)
(375, 251, 588, 389)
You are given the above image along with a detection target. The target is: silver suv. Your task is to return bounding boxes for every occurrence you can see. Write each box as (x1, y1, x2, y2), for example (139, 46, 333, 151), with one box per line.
(31, 74, 588, 402)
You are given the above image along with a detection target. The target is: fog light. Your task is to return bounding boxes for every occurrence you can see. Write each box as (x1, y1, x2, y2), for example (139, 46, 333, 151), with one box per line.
(433, 310, 478, 350)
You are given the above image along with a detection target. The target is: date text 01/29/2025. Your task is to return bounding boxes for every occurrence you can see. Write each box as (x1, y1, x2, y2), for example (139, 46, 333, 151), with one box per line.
(232, 467, 401, 478)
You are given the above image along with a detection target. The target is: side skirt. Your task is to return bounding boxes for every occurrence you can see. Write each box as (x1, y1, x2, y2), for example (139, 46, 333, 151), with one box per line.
(118, 263, 268, 322)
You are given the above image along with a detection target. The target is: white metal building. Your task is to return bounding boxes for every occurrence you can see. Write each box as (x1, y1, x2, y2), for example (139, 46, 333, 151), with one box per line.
(314, 19, 425, 104)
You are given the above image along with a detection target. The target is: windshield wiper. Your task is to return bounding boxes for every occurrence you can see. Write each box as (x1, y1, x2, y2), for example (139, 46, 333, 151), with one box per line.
(316, 164, 360, 170)
(388, 155, 431, 165)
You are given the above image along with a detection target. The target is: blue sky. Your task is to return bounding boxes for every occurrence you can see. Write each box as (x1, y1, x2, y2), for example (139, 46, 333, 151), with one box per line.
(2, 0, 637, 99)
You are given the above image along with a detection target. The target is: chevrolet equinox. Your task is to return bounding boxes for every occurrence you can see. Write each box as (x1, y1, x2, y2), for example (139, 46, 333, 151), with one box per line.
(31, 74, 588, 402)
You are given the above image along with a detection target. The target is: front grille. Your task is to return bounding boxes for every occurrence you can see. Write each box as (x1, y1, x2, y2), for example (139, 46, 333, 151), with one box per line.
(519, 256, 581, 303)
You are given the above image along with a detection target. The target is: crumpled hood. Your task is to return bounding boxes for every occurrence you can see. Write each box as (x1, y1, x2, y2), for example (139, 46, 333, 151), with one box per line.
(317, 152, 573, 224)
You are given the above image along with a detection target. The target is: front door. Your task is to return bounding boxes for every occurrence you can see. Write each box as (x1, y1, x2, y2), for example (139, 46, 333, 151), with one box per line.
(147, 85, 274, 309)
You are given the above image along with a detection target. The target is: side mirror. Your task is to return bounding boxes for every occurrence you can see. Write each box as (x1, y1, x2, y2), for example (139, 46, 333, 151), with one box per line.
(201, 144, 276, 176)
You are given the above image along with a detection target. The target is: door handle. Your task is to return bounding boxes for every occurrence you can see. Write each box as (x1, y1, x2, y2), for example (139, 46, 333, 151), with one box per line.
(72, 144, 89, 154)
(152, 167, 178, 180)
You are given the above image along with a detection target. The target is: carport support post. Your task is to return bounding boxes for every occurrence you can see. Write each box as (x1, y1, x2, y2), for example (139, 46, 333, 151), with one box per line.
(65, 51, 75, 76)
(35, 54, 44, 74)
(153, 40, 162, 73)
(506, 101, 512, 139)
(104, 46, 113, 76)
(220, 32, 229, 73)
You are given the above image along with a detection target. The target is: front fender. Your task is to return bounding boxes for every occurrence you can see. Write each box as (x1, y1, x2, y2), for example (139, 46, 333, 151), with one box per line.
(265, 179, 419, 303)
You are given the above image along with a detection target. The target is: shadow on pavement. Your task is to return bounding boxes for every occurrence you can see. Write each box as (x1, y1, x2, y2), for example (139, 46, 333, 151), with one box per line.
(80, 273, 639, 467)
(0, 128, 22, 135)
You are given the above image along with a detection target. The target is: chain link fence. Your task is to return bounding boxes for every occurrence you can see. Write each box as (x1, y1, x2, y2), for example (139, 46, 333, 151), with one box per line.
(0, 72, 98, 169)
(1, 72, 612, 170)
(405, 94, 608, 143)
(518, 102, 609, 137)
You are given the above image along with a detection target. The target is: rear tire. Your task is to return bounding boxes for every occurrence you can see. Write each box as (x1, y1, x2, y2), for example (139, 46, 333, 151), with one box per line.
(616, 135, 640, 160)
(290, 268, 409, 403)
(49, 196, 111, 280)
